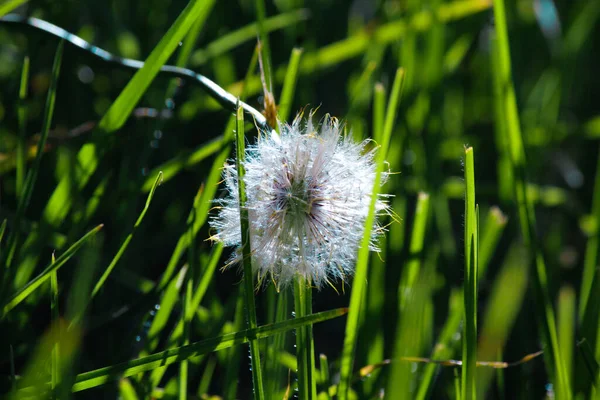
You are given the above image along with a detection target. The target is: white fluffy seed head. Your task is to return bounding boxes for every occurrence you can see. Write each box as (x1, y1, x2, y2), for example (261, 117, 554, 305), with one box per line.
(210, 112, 390, 290)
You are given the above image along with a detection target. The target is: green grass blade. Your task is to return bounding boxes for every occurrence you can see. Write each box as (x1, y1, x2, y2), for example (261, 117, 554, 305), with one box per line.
(91, 171, 163, 299)
(50, 253, 59, 396)
(70, 308, 348, 393)
(98, 0, 215, 133)
(4, 41, 63, 269)
(558, 286, 576, 389)
(16, 55, 29, 198)
(387, 192, 431, 397)
(580, 143, 600, 319)
(140, 136, 227, 192)
(294, 277, 316, 400)
(235, 103, 265, 400)
(476, 244, 529, 398)
(338, 68, 405, 400)
(190, 9, 309, 66)
(254, 0, 273, 90)
(462, 146, 478, 400)
(415, 289, 463, 400)
(277, 47, 303, 123)
(0, 0, 28, 17)
(478, 206, 507, 279)
(1, 224, 103, 317)
(491, 1, 571, 397)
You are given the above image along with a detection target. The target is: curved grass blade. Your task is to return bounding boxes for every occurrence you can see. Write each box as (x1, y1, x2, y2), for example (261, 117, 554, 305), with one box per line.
(338, 68, 405, 400)
(70, 308, 348, 393)
(1, 224, 103, 318)
(91, 171, 163, 299)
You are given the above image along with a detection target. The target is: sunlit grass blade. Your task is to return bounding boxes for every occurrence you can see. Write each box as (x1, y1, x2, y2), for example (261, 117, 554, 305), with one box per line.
(235, 103, 265, 400)
(0, 0, 28, 17)
(92, 171, 162, 300)
(491, 0, 571, 397)
(1, 224, 103, 317)
(462, 146, 478, 400)
(16, 55, 29, 198)
(41, 0, 215, 229)
(338, 68, 405, 400)
(277, 47, 303, 123)
(558, 286, 576, 389)
(69, 308, 348, 393)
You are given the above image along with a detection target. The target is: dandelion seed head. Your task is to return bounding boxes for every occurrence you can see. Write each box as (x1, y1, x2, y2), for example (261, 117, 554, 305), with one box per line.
(210, 112, 390, 289)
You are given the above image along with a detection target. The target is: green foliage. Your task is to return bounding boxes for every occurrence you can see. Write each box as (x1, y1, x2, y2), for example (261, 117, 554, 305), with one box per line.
(0, 0, 599, 398)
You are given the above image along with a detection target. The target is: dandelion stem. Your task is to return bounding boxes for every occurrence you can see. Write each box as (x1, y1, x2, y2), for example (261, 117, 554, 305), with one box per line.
(236, 103, 265, 400)
(294, 276, 317, 400)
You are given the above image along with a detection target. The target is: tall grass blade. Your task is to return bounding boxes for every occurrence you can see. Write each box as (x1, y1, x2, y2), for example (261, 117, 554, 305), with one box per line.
(491, 0, 571, 397)
(236, 104, 265, 399)
(70, 308, 348, 392)
(338, 68, 405, 400)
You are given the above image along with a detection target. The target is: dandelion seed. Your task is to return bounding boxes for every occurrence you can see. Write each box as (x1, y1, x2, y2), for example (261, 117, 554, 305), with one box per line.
(210, 111, 390, 289)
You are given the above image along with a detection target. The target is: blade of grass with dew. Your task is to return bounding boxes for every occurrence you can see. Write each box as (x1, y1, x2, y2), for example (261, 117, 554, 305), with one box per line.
(223, 293, 244, 399)
(3, 41, 63, 273)
(92, 171, 163, 300)
(277, 47, 303, 123)
(462, 146, 478, 400)
(338, 68, 405, 400)
(235, 103, 265, 400)
(144, 266, 189, 355)
(190, 9, 309, 66)
(491, 1, 571, 397)
(146, 245, 224, 389)
(1, 224, 103, 317)
(16, 55, 29, 198)
(41, 0, 215, 230)
(70, 308, 348, 392)
(476, 244, 529, 399)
